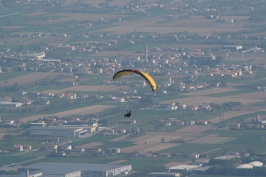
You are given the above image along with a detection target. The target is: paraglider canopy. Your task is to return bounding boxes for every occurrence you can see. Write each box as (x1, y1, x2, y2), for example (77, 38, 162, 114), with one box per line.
(113, 69, 156, 91)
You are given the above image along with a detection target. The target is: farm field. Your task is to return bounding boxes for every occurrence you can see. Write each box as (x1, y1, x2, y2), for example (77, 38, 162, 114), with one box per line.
(20, 105, 114, 121)
(46, 85, 122, 93)
(0, 72, 71, 87)
(2, 0, 266, 174)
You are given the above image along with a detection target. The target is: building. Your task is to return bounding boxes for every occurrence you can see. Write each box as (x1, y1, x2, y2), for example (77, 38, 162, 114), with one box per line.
(149, 172, 180, 177)
(25, 52, 45, 60)
(0, 102, 22, 108)
(20, 162, 132, 177)
(0, 170, 42, 177)
(249, 161, 263, 167)
(169, 165, 199, 172)
(29, 126, 87, 138)
(222, 45, 243, 51)
(237, 164, 253, 169)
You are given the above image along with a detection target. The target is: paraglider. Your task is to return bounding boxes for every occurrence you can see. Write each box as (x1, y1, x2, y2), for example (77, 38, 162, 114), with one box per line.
(112, 69, 156, 91)
(124, 110, 131, 118)
(113, 69, 157, 118)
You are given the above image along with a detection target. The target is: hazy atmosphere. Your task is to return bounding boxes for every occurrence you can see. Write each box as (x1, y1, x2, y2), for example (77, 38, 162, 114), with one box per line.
(1, 0, 266, 177)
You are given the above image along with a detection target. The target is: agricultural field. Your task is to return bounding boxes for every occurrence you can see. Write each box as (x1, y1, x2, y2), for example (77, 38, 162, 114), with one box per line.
(20, 105, 114, 121)
(2, 0, 266, 175)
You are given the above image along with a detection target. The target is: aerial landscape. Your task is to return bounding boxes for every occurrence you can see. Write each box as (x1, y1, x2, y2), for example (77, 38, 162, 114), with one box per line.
(1, 0, 266, 176)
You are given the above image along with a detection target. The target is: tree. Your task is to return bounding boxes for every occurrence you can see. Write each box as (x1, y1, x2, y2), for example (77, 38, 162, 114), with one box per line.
(161, 137, 165, 143)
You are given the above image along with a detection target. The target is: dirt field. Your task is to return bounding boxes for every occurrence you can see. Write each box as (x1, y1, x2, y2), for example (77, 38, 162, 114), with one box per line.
(135, 135, 182, 144)
(46, 85, 121, 93)
(121, 143, 179, 153)
(76, 142, 102, 149)
(111, 135, 129, 141)
(174, 125, 213, 133)
(121, 144, 150, 153)
(20, 105, 114, 121)
(27, 13, 124, 25)
(0, 72, 70, 87)
(140, 143, 179, 152)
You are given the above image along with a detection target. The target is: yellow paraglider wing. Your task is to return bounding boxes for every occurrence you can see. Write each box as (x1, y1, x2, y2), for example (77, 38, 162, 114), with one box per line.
(113, 69, 156, 91)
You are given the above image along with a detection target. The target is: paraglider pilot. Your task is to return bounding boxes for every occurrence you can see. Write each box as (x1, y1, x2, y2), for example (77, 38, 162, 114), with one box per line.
(124, 110, 131, 118)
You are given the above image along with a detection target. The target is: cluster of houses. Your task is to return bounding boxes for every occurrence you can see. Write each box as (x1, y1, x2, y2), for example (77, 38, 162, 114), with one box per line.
(226, 114, 266, 130)
(157, 103, 212, 112)
(207, 67, 252, 77)
(0, 90, 89, 108)
(158, 118, 208, 127)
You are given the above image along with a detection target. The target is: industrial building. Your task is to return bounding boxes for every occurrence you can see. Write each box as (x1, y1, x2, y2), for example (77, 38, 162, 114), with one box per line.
(149, 172, 180, 177)
(29, 126, 87, 138)
(0, 102, 22, 108)
(19, 162, 132, 177)
(169, 165, 199, 172)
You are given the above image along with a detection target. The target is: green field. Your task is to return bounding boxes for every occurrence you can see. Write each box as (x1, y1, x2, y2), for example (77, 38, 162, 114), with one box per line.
(0, 156, 34, 165)
(204, 89, 256, 97)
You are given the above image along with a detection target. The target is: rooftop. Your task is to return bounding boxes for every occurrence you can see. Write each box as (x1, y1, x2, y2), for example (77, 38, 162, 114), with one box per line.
(21, 162, 131, 175)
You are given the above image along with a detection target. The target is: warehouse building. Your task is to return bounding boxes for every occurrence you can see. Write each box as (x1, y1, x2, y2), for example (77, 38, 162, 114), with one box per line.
(149, 172, 180, 177)
(0, 102, 22, 108)
(20, 162, 132, 177)
(29, 126, 87, 138)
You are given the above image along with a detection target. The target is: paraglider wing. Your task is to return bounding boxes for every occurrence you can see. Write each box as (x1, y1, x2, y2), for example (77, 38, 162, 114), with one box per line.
(113, 69, 156, 91)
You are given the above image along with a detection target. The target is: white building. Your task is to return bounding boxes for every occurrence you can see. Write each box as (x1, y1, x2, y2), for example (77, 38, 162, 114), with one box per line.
(0, 102, 22, 108)
(149, 172, 180, 177)
(169, 165, 199, 172)
(29, 126, 87, 138)
(20, 162, 132, 177)
(249, 161, 263, 167)
(237, 164, 253, 169)
(25, 52, 45, 60)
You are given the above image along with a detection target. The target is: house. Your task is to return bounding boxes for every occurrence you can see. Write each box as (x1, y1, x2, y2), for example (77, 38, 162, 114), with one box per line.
(13, 144, 23, 151)
(58, 145, 72, 151)
(173, 120, 184, 126)
(41, 92, 54, 97)
(66, 93, 77, 99)
(107, 148, 121, 154)
(137, 152, 152, 157)
(187, 153, 200, 159)
(186, 120, 195, 126)
(23, 145, 32, 151)
(158, 153, 172, 157)
(187, 106, 198, 111)
(227, 123, 240, 129)
(85, 148, 102, 153)
(196, 120, 208, 125)
(80, 94, 89, 99)
(73, 147, 85, 152)
(47, 144, 58, 152)
(56, 93, 65, 98)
